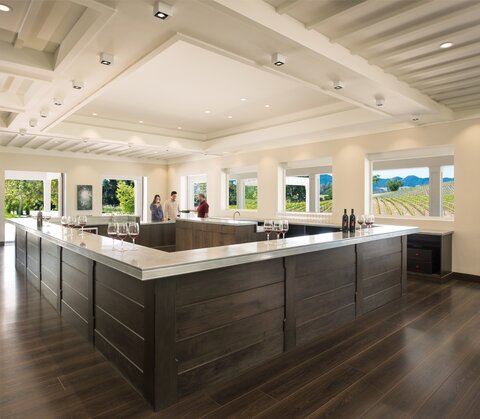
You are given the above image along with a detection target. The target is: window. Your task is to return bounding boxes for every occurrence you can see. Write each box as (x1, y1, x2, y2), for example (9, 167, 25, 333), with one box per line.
(187, 174, 207, 209)
(283, 163, 333, 213)
(102, 178, 136, 215)
(227, 171, 257, 210)
(371, 155, 454, 218)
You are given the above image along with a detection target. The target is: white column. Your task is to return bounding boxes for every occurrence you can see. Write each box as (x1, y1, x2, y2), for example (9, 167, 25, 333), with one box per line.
(429, 166, 442, 216)
(309, 174, 319, 212)
(43, 175, 51, 212)
(238, 179, 245, 209)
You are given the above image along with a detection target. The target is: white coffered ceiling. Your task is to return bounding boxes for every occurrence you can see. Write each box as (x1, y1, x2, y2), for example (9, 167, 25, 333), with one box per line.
(0, 0, 479, 162)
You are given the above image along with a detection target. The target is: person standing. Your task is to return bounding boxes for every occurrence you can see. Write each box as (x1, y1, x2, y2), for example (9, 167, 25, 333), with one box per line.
(150, 194, 164, 222)
(163, 190, 179, 221)
(195, 193, 209, 218)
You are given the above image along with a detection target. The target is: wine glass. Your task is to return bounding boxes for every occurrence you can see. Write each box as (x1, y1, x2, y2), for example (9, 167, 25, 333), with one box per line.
(128, 222, 140, 250)
(78, 215, 87, 235)
(273, 220, 282, 240)
(117, 222, 128, 252)
(107, 222, 117, 250)
(281, 220, 289, 240)
(44, 212, 51, 225)
(67, 216, 76, 236)
(61, 216, 68, 228)
(357, 214, 365, 230)
(264, 220, 273, 242)
(366, 214, 375, 230)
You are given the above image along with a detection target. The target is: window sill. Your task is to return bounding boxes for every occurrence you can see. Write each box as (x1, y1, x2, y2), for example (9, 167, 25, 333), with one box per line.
(375, 215, 454, 222)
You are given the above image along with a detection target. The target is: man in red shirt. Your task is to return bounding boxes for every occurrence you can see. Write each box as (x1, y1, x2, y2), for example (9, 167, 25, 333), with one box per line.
(196, 193, 209, 218)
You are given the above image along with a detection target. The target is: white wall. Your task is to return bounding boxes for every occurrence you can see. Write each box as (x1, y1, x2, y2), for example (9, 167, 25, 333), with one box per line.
(168, 117, 480, 276)
(0, 152, 168, 240)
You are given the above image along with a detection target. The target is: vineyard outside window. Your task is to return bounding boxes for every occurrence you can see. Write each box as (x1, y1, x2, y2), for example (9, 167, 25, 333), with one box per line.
(371, 161, 454, 218)
(285, 167, 333, 213)
(228, 173, 257, 210)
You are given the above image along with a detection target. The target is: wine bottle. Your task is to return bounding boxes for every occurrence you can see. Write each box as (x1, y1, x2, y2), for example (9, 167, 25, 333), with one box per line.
(349, 209, 356, 232)
(342, 209, 349, 233)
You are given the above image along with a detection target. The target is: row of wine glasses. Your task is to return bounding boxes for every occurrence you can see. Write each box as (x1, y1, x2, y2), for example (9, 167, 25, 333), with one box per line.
(357, 214, 375, 230)
(107, 222, 139, 251)
(60, 215, 88, 235)
(264, 220, 289, 241)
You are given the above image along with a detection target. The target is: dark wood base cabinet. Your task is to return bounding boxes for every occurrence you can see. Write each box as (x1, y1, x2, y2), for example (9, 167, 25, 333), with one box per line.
(14, 228, 408, 411)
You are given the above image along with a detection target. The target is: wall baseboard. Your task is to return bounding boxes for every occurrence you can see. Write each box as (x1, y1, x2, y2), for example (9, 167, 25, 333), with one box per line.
(452, 272, 480, 282)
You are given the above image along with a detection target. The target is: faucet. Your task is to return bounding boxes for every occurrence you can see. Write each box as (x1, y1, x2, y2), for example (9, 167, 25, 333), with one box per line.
(233, 211, 240, 221)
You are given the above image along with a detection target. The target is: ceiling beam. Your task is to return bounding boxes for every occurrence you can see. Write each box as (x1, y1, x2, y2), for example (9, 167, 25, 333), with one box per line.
(276, 0, 303, 15)
(3, 134, 20, 146)
(20, 136, 39, 148)
(305, 0, 369, 29)
(356, 2, 480, 50)
(432, 86, 480, 102)
(334, 0, 435, 44)
(411, 67, 480, 88)
(398, 55, 480, 80)
(13, 0, 42, 49)
(422, 76, 480, 95)
(442, 94, 480, 106)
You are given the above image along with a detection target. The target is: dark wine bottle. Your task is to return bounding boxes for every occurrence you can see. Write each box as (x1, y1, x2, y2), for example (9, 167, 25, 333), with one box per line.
(349, 209, 356, 232)
(342, 209, 349, 233)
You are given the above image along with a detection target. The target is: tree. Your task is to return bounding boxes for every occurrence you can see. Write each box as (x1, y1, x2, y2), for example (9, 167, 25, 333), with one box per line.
(372, 175, 380, 186)
(4, 180, 44, 215)
(386, 178, 403, 192)
(51, 179, 58, 211)
(228, 180, 237, 207)
(116, 181, 135, 214)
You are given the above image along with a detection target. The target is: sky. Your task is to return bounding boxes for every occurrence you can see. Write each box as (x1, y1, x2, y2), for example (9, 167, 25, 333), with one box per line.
(374, 165, 454, 179)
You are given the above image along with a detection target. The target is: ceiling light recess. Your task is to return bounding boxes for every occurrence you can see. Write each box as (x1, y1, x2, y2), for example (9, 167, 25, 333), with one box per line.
(272, 53, 286, 66)
(411, 114, 420, 122)
(72, 80, 85, 90)
(154, 1, 173, 19)
(0, 4, 12, 12)
(99, 52, 114, 65)
(440, 42, 453, 49)
(375, 95, 385, 107)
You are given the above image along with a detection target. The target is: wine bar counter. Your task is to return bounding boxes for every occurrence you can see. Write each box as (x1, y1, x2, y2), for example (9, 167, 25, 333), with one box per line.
(10, 218, 418, 410)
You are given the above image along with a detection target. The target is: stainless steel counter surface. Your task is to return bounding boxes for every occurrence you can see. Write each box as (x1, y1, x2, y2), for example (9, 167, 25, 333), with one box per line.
(9, 218, 418, 281)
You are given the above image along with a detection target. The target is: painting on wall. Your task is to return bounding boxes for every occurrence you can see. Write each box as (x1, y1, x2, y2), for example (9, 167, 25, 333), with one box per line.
(77, 185, 93, 211)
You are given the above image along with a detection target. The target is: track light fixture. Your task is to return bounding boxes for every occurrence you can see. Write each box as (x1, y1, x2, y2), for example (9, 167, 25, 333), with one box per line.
(153, 1, 173, 19)
(411, 114, 420, 122)
(271, 53, 286, 66)
(100, 52, 114, 65)
(333, 80, 344, 90)
(375, 95, 385, 107)
(40, 109, 49, 118)
(19, 128, 27, 136)
(72, 80, 85, 90)
(29, 119, 38, 128)
(53, 97, 63, 106)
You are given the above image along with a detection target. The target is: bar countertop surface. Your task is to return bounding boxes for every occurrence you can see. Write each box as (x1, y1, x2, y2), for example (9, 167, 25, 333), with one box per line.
(9, 218, 418, 281)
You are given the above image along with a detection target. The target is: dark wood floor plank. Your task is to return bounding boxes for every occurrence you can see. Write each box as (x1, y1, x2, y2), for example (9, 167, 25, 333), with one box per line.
(446, 374, 480, 419)
(201, 390, 276, 419)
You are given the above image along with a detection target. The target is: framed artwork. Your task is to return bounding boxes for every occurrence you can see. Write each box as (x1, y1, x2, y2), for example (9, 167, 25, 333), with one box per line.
(77, 185, 93, 211)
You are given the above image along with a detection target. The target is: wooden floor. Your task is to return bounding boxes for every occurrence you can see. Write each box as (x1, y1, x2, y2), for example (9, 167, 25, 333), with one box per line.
(1, 244, 480, 418)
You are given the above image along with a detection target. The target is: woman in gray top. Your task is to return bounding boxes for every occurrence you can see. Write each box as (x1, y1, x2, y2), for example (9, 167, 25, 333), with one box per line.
(150, 194, 164, 222)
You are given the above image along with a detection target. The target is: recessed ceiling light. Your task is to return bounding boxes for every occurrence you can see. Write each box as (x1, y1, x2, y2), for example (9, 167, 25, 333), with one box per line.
(139, 120, 143, 123)
(0, 4, 12, 12)
(204, 110, 211, 114)
(92, 113, 97, 116)
(227, 115, 233, 119)
(177, 126, 182, 130)
(440, 42, 454, 49)
(240, 98, 247, 102)
(264, 104, 271, 108)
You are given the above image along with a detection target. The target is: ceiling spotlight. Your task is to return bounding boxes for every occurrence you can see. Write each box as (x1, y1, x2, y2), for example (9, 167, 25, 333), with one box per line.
(240, 98, 247, 102)
(72, 80, 85, 90)
(92, 113, 97, 116)
(227, 115, 233, 119)
(29, 119, 38, 128)
(99, 52, 114, 65)
(53, 97, 63, 106)
(411, 114, 420, 122)
(375, 96, 385, 107)
(440, 42, 454, 49)
(177, 126, 182, 130)
(40, 109, 49, 118)
(19, 128, 27, 136)
(333, 80, 344, 90)
(204, 110, 211, 114)
(264, 104, 271, 108)
(139, 120, 143, 123)
(0, 4, 12, 12)
(153, 1, 173, 19)
(272, 53, 286, 66)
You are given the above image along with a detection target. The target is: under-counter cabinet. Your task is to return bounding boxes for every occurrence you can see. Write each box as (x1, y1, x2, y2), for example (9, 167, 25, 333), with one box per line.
(407, 231, 453, 281)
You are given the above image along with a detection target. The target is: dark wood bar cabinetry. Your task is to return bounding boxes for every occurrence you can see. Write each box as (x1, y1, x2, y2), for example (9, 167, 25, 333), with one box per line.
(12, 220, 413, 411)
(407, 231, 453, 281)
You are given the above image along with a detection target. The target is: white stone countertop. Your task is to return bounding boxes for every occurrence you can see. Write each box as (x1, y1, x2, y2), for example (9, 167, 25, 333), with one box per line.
(9, 218, 418, 281)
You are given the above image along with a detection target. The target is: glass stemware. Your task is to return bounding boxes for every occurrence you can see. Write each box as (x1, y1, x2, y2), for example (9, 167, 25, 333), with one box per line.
(358, 214, 365, 230)
(67, 216, 76, 237)
(117, 222, 128, 252)
(264, 220, 273, 241)
(78, 215, 87, 235)
(273, 220, 282, 240)
(281, 220, 289, 240)
(128, 222, 140, 250)
(107, 222, 117, 250)
(44, 212, 51, 225)
(61, 215, 68, 228)
(366, 214, 375, 230)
